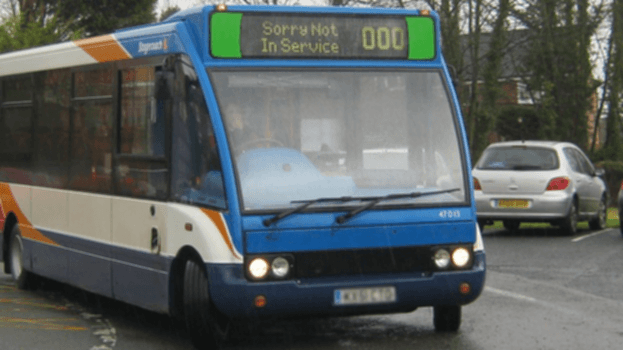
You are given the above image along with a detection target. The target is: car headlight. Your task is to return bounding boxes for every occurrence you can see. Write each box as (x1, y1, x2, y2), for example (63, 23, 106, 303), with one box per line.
(248, 258, 270, 279)
(452, 247, 471, 268)
(271, 257, 290, 278)
(434, 249, 451, 269)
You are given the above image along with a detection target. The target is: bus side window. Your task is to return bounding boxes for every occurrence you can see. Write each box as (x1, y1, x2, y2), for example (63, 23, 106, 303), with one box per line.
(69, 67, 114, 193)
(35, 69, 70, 188)
(0, 76, 34, 184)
(171, 57, 226, 209)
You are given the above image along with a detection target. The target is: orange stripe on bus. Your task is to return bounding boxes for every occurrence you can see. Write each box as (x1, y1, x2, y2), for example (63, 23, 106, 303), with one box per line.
(200, 209, 240, 259)
(0, 184, 59, 246)
(74, 35, 130, 62)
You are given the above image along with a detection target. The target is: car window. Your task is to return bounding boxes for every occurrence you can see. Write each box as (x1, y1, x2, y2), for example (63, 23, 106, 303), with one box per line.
(563, 148, 582, 173)
(572, 148, 594, 175)
(476, 146, 559, 170)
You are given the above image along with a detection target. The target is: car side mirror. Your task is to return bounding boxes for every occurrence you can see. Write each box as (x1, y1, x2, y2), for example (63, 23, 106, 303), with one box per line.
(594, 168, 605, 177)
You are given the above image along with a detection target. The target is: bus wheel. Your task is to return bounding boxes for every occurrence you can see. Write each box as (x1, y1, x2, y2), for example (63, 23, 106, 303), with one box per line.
(8, 226, 34, 290)
(183, 259, 224, 350)
(433, 305, 461, 332)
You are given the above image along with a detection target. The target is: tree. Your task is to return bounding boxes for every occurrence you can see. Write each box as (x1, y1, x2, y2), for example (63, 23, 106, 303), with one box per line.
(55, 0, 157, 37)
(513, 0, 605, 151)
(0, 13, 62, 52)
(0, 1, 77, 53)
(160, 6, 181, 22)
(599, 0, 623, 161)
(472, 0, 512, 159)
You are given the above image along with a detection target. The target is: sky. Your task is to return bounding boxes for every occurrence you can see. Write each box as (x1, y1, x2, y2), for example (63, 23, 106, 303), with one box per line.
(157, 0, 200, 14)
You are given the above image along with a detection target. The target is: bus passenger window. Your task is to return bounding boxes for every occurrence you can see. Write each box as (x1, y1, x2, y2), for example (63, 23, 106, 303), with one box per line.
(34, 69, 71, 188)
(69, 102, 113, 193)
(68, 66, 113, 193)
(0, 76, 33, 181)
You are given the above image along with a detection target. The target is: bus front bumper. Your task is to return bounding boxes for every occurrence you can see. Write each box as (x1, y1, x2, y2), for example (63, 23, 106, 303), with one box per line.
(206, 252, 485, 319)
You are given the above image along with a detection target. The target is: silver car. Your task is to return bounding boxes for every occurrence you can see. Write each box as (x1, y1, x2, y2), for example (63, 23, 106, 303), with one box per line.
(473, 141, 607, 234)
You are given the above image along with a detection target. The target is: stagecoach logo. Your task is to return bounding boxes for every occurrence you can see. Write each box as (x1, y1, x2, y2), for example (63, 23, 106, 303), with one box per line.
(138, 38, 168, 55)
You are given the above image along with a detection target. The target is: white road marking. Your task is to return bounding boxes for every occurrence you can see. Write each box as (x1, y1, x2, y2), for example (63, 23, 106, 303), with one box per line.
(485, 286, 538, 303)
(571, 229, 611, 243)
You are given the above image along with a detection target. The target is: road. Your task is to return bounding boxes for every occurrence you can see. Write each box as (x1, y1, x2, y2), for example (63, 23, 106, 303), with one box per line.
(2, 225, 623, 349)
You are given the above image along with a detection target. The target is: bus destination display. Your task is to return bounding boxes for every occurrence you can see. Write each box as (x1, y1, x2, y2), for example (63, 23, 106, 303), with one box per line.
(210, 13, 435, 60)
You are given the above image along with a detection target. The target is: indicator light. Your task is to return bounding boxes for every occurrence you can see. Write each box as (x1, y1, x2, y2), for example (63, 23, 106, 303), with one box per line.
(254, 295, 267, 308)
(459, 282, 471, 295)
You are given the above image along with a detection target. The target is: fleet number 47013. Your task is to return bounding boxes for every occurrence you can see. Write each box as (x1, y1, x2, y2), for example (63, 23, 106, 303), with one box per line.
(439, 210, 461, 219)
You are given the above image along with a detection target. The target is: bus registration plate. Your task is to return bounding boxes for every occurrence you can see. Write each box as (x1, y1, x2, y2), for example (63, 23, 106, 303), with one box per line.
(334, 286, 396, 306)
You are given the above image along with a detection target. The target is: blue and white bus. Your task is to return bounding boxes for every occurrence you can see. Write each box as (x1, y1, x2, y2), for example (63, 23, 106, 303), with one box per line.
(0, 4, 485, 349)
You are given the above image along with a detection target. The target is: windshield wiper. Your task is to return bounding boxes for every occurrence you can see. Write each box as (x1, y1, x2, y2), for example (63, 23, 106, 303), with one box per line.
(263, 196, 359, 227)
(335, 188, 461, 225)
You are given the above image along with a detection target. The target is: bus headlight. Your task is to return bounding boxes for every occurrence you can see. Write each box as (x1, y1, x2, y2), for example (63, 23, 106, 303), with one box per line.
(452, 247, 471, 268)
(434, 249, 451, 269)
(271, 257, 290, 278)
(248, 258, 270, 280)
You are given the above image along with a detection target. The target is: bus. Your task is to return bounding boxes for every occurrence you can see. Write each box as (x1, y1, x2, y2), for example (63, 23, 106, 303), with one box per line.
(0, 4, 485, 349)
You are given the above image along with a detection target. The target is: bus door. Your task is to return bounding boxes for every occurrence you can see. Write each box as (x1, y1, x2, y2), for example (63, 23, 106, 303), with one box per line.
(111, 61, 170, 312)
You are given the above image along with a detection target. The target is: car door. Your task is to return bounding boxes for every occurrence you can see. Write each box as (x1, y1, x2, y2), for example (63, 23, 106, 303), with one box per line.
(563, 147, 593, 215)
(573, 148, 602, 213)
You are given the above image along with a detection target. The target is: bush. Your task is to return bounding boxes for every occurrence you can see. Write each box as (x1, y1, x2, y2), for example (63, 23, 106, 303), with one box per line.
(594, 160, 623, 206)
(496, 106, 542, 141)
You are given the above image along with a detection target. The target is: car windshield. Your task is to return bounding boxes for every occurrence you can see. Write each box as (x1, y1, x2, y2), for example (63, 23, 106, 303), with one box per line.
(209, 69, 467, 211)
(476, 146, 559, 171)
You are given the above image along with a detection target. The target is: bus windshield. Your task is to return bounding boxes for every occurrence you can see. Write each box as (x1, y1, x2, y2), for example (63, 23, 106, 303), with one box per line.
(209, 69, 467, 212)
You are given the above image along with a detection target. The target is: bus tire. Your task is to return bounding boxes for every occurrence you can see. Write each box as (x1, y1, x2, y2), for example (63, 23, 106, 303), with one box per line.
(183, 258, 222, 350)
(8, 226, 34, 290)
(433, 305, 461, 332)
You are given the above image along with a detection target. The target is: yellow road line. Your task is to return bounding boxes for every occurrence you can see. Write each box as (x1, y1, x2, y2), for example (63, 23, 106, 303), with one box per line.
(0, 317, 88, 331)
(0, 298, 68, 311)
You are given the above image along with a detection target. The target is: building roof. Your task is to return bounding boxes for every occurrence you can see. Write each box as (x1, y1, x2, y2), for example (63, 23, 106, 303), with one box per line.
(460, 29, 531, 80)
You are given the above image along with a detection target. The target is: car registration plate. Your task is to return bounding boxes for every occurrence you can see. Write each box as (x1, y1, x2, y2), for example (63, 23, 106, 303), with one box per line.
(334, 286, 396, 306)
(497, 199, 529, 208)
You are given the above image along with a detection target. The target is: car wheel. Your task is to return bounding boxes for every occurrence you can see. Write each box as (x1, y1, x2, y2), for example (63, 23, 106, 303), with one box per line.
(183, 258, 226, 350)
(589, 195, 607, 230)
(8, 226, 35, 290)
(433, 305, 461, 332)
(560, 200, 578, 235)
(503, 220, 520, 231)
